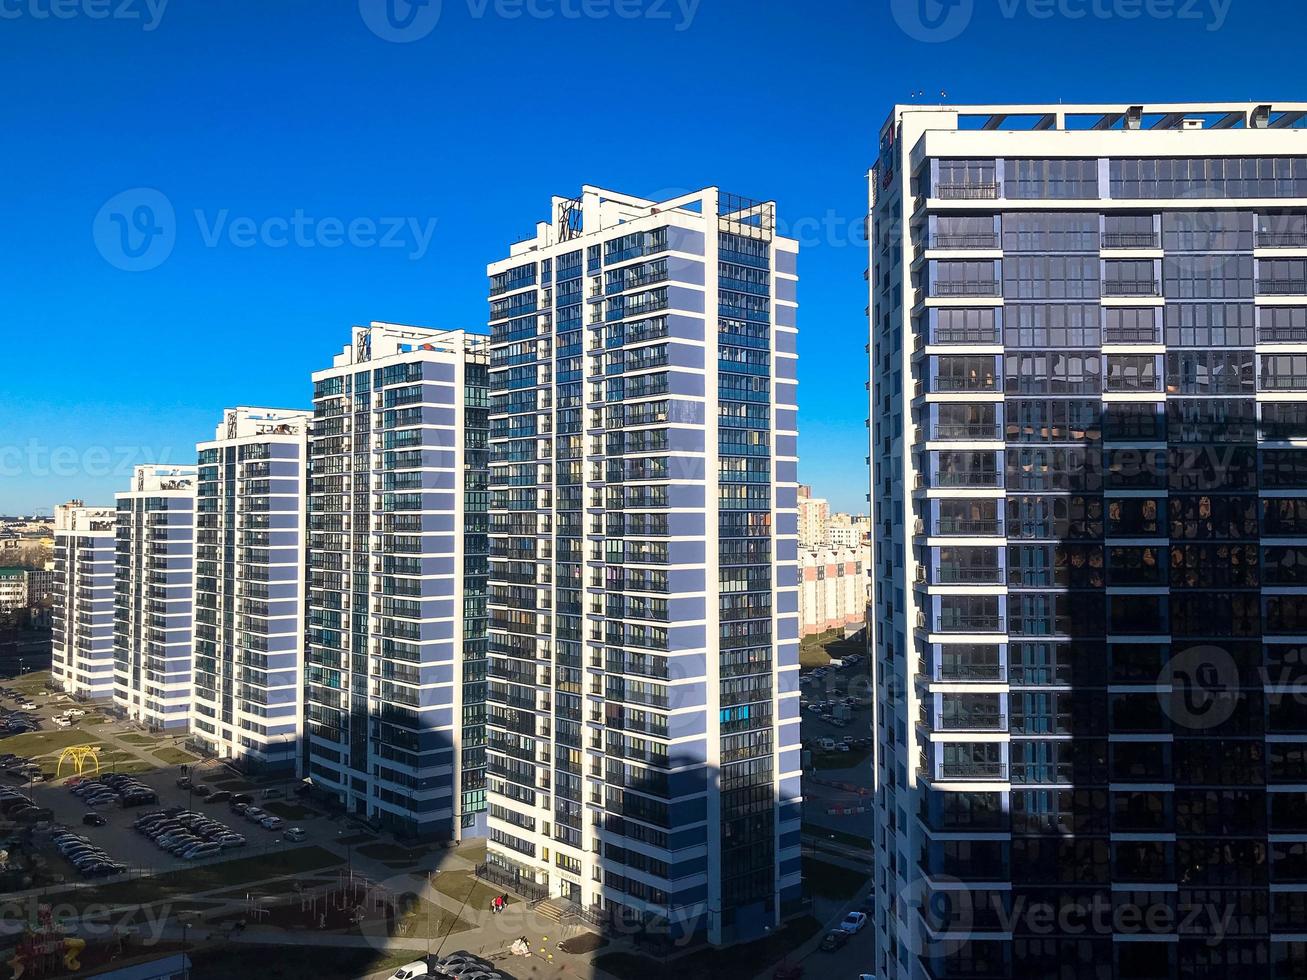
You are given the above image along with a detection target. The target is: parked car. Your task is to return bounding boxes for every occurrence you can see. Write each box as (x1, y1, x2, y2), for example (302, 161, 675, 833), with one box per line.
(260, 788, 283, 800)
(387, 963, 430, 980)
(284, 826, 306, 842)
(206, 790, 232, 804)
(82, 813, 107, 826)
(839, 911, 867, 934)
(819, 930, 849, 952)
(230, 793, 253, 805)
(192, 784, 212, 798)
(260, 816, 283, 830)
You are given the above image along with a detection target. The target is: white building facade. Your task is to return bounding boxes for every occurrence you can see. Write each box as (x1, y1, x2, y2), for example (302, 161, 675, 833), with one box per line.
(52, 502, 117, 699)
(798, 545, 869, 638)
(113, 465, 197, 730)
(305, 323, 489, 840)
(193, 408, 310, 774)
(482, 186, 802, 945)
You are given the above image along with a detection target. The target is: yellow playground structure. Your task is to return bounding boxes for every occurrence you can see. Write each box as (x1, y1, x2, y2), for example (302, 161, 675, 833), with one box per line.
(55, 744, 101, 780)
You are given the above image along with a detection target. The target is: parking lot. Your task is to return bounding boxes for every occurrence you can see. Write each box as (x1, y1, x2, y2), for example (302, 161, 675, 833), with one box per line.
(798, 634, 876, 844)
(0, 673, 329, 886)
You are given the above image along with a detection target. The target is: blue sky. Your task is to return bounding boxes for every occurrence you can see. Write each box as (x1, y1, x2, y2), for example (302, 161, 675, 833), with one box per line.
(0, 0, 1302, 514)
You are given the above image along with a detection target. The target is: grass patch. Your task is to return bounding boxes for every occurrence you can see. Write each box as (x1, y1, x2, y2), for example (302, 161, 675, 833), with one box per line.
(335, 832, 375, 846)
(190, 945, 416, 980)
(357, 842, 426, 863)
(597, 915, 824, 980)
(211, 776, 256, 791)
(153, 746, 197, 765)
(810, 748, 871, 771)
(9, 671, 53, 696)
(0, 727, 104, 758)
(263, 801, 313, 820)
(432, 868, 515, 910)
(802, 823, 873, 851)
(803, 856, 869, 899)
(51, 847, 344, 909)
(118, 733, 156, 745)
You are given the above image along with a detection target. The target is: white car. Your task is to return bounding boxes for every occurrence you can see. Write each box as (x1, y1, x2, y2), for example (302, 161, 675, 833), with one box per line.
(388, 963, 429, 980)
(840, 911, 868, 934)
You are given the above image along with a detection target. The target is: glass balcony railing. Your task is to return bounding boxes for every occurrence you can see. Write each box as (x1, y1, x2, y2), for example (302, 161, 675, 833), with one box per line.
(937, 760, 1007, 779)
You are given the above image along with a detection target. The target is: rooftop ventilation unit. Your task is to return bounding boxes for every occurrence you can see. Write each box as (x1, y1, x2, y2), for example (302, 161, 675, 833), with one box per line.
(1182, 118, 1205, 130)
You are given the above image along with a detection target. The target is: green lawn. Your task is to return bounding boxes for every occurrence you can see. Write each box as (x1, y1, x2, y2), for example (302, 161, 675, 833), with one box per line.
(432, 867, 516, 910)
(1, 727, 103, 758)
(802, 823, 873, 851)
(811, 747, 872, 771)
(51, 846, 344, 909)
(597, 915, 824, 980)
(153, 746, 198, 765)
(263, 800, 313, 820)
(357, 841, 427, 863)
(803, 856, 870, 899)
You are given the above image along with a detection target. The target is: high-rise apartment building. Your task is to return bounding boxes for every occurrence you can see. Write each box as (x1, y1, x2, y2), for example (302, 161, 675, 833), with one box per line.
(482, 186, 802, 945)
(798, 484, 830, 550)
(869, 101, 1307, 980)
(305, 323, 489, 839)
(52, 501, 117, 699)
(798, 545, 869, 638)
(112, 464, 197, 730)
(193, 408, 310, 773)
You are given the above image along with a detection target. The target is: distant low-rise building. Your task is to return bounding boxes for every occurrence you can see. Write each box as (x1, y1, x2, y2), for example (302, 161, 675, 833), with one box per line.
(797, 484, 830, 550)
(798, 546, 869, 637)
(0, 568, 28, 615)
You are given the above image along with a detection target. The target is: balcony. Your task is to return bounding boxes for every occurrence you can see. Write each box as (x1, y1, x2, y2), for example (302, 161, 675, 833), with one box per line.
(931, 424, 1001, 441)
(1258, 231, 1307, 248)
(936, 662, 1005, 682)
(1259, 278, 1307, 296)
(929, 324, 1000, 345)
(1103, 325, 1161, 344)
(929, 281, 1002, 298)
(934, 565, 1003, 585)
(1260, 323, 1307, 343)
(1101, 232, 1159, 249)
(934, 614, 1005, 633)
(1261, 375, 1307, 391)
(929, 232, 1000, 250)
(937, 711, 1007, 732)
(934, 517, 1001, 536)
(938, 761, 1007, 779)
(1102, 280, 1160, 297)
(934, 182, 1000, 200)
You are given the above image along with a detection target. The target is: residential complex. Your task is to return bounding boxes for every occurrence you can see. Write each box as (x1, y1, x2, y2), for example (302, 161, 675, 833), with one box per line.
(797, 484, 830, 550)
(798, 545, 869, 638)
(305, 323, 489, 840)
(481, 186, 802, 945)
(868, 101, 1307, 979)
(112, 465, 197, 730)
(51, 502, 116, 698)
(0, 568, 28, 615)
(192, 408, 311, 774)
